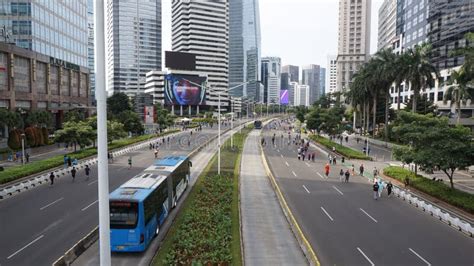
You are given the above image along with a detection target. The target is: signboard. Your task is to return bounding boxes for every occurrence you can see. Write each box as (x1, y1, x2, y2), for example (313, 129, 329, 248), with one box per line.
(280, 90, 289, 105)
(164, 74, 206, 106)
(49, 57, 80, 71)
(144, 106, 154, 124)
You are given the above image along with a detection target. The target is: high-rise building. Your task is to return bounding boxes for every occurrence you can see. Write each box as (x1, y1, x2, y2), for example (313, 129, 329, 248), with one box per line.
(396, 0, 428, 52)
(87, 0, 95, 104)
(229, 0, 261, 101)
(377, 0, 397, 50)
(261, 57, 281, 104)
(320, 67, 326, 96)
(0, 1, 88, 67)
(294, 84, 310, 107)
(282, 65, 299, 82)
(427, 1, 474, 70)
(106, 0, 162, 96)
(302, 64, 321, 105)
(326, 55, 337, 95)
(336, 0, 371, 92)
(172, 0, 229, 110)
(289, 81, 297, 106)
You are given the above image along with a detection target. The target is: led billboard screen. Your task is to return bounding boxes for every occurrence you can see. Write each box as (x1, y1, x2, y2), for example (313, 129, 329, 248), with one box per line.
(280, 90, 289, 105)
(164, 74, 206, 106)
(165, 51, 196, 71)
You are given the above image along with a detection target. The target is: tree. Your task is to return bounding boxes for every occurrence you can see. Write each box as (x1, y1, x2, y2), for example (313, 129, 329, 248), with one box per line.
(0, 109, 24, 129)
(107, 120, 127, 143)
(405, 43, 439, 112)
(154, 104, 174, 130)
(305, 106, 346, 136)
(392, 111, 474, 188)
(54, 121, 95, 152)
(64, 109, 86, 123)
(107, 92, 132, 116)
(295, 106, 308, 122)
(444, 68, 474, 125)
(403, 94, 436, 115)
(117, 110, 144, 135)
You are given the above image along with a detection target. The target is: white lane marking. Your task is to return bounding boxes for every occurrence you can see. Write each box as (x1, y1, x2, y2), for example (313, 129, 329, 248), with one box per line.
(320, 207, 334, 221)
(87, 180, 98, 186)
(317, 172, 324, 179)
(7, 235, 44, 259)
(357, 247, 375, 266)
(359, 208, 378, 223)
(280, 154, 284, 158)
(81, 200, 98, 211)
(292, 171, 297, 177)
(409, 248, 432, 266)
(39, 197, 64, 211)
(305, 162, 311, 167)
(302, 185, 310, 194)
(285, 161, 289, 167)
(332, 186, 344, 195)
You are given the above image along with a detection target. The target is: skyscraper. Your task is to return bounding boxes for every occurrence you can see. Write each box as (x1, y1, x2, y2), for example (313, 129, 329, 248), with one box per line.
(282, 65, 299, 82)
(302, 64, 321, 105)
(172, 0, 229, 110)
(377, 0, 397, 51)
(87, 0, 95, 104)
(261, 57, 281, 104)
(327, 55, 337, 95)
(320, 67, 326, 96)
(106, 0, 162, 96)
(0, 1, 88, 67)
(229, 0, 261, 101)
(336, 0, 371, 92)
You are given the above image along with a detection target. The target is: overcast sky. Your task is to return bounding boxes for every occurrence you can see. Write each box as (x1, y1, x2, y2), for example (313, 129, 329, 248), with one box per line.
(162, 0, 383, 70)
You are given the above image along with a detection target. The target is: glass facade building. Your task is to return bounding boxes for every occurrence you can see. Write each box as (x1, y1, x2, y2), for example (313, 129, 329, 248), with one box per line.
(87, 0, 95, 104)
(0, 0, 88, 67)
(106, 0, 162, 96)
(302, 64, 321, 105)
(229, 0, 261, 101)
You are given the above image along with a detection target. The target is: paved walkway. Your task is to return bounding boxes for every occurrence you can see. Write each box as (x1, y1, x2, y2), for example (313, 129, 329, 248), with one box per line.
(240, 130, 307, 266)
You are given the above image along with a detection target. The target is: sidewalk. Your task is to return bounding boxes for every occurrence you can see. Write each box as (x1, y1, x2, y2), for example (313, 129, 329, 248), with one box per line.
(320, 133, 474, 194)
(0, 143, 70, 168)
(240, 130, 307, 265)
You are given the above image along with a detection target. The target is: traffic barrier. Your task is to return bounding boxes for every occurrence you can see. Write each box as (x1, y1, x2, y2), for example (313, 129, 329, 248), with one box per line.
(441, 212, 451, 224)
(433, 208, 442, 219)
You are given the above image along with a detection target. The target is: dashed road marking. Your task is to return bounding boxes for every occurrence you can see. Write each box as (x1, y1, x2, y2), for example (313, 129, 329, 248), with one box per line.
(357, 247, 375, 266)
(332, 186, 344, 195)
(302, 185, 310, 194)
(285, 161, 289, 167)
(39, 197, 64, 211)
(81, 200, 98, 211)
(359, 208, 378, 223)
(305, 162, 311, 167)
(409, 248, 431, 266)
(7, 235, 44, 259)
(317, 172, 324, 179)
(87, 180, 98, 186)
(292, 171, 297, 177)
(280, 154, 284, 158)
(320, 207, 334, 221)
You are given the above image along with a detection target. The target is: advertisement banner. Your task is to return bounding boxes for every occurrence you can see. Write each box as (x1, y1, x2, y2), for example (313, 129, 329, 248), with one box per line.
(280, 90, 289, 105)
(164, 74, 207, 106)
(144, 106, 154, 124)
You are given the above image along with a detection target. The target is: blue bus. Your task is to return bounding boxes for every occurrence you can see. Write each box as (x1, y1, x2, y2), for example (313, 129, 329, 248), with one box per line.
(109, 155, 191, 252)
(254, 120, 262, 129)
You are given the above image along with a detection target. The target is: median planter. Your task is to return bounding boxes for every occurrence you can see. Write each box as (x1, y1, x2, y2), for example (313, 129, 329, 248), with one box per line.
(383, 166, 474, 214)
(309, 135, 371, 160)
(152, 127, 252, 266)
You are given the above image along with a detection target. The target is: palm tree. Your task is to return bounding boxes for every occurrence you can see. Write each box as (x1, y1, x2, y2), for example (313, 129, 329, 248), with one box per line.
(404, 43, 440, 113)
(444, 69, 474, 124)
(347, 65, 372, 134)
(394, 53, 410, 110)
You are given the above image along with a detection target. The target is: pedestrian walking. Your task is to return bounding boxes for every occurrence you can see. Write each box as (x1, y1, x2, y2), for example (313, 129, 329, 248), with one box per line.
(312, 152, 315, 162)
(332, 156, 336, 165)
(345, 169, 350, 182)
(368, 147, 371, 155)
(149, 143, 153, 150)
(261, 137, 266, 146)
(328, 155, 332, 164)
(373, 181, 379, 200)
(67, 156, 72, 167)
(351, 164, 355, 175)
(339, 169, 344, 182)
(85, 165, 90, 180)
(378, 179, 384, 198)
(341, 156, 345, 164)
(359, 164, 364, 176)
(324, 163, 330, 177)
(128, 156, 132, 169)
(373, 167, 378, 178)
(302, 151, 306, 161)
(72, 158, 78, 166)
(387, 181, 393, 197)
(154, 148, 159, 158)
(71, 167, 77, 182)
(25, 152, 30, 163)
(63, 155, 68, 168)
(49, 172, 55, 186)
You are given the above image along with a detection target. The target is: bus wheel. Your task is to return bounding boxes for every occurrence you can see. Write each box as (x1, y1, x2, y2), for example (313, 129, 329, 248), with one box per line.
(155, 225, 160, 236)
(173, 196, 177, 208)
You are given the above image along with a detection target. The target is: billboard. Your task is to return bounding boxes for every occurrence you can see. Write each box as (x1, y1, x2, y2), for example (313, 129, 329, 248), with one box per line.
(280, 90, 289, 105)
(165, 51, 196, 71)
(144, 106, 154, 124)
(164, 74, 206, 106)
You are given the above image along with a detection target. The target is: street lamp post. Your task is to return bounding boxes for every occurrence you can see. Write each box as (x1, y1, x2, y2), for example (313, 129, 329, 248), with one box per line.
(21, 133, 25, 165)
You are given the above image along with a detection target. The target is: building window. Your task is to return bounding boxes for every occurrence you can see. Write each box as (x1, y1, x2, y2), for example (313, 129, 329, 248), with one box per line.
(0, 52, 8, 91)
(36, 62, 47, 94)
(50, 66, 59, 95)
(60, 69, 70, 96)
(14, 56, 30, 92)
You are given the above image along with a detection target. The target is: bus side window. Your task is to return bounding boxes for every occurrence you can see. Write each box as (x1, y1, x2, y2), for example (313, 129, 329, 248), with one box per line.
(189, 161, 192, 167)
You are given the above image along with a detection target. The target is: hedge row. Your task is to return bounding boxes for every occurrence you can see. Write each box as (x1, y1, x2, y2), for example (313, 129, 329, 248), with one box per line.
(309, 135, 371, 160)
(383, 166, 474, 214)
(0, 130, 180, 185)
(153, 126, 252, 265)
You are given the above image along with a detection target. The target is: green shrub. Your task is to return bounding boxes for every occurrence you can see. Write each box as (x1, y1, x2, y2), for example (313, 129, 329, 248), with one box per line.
(0, 129, 180, 184)
(310, 135, 371, 160)
(383, 166, 474, 214)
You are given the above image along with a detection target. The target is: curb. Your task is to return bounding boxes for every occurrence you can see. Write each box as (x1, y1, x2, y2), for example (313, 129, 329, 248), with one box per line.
(259, 120, 320, 266)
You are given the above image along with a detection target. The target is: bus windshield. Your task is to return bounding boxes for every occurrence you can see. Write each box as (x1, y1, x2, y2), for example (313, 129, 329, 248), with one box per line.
(110, 201, 139, 229)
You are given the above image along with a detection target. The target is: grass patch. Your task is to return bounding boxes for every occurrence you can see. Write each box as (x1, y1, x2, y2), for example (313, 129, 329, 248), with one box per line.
(0, 130, 179, 185)
(309, 135, 371, 160)
(383, 166, 474, 214)
(152, 126, 252, 265)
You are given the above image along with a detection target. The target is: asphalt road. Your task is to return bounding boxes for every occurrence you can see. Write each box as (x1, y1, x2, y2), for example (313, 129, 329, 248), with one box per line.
(262, 120, 474, 266)
(0, 124, 232, 266)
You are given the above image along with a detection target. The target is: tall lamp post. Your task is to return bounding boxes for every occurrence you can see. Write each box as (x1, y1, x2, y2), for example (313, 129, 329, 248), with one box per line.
(20, 133, 25, 165)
